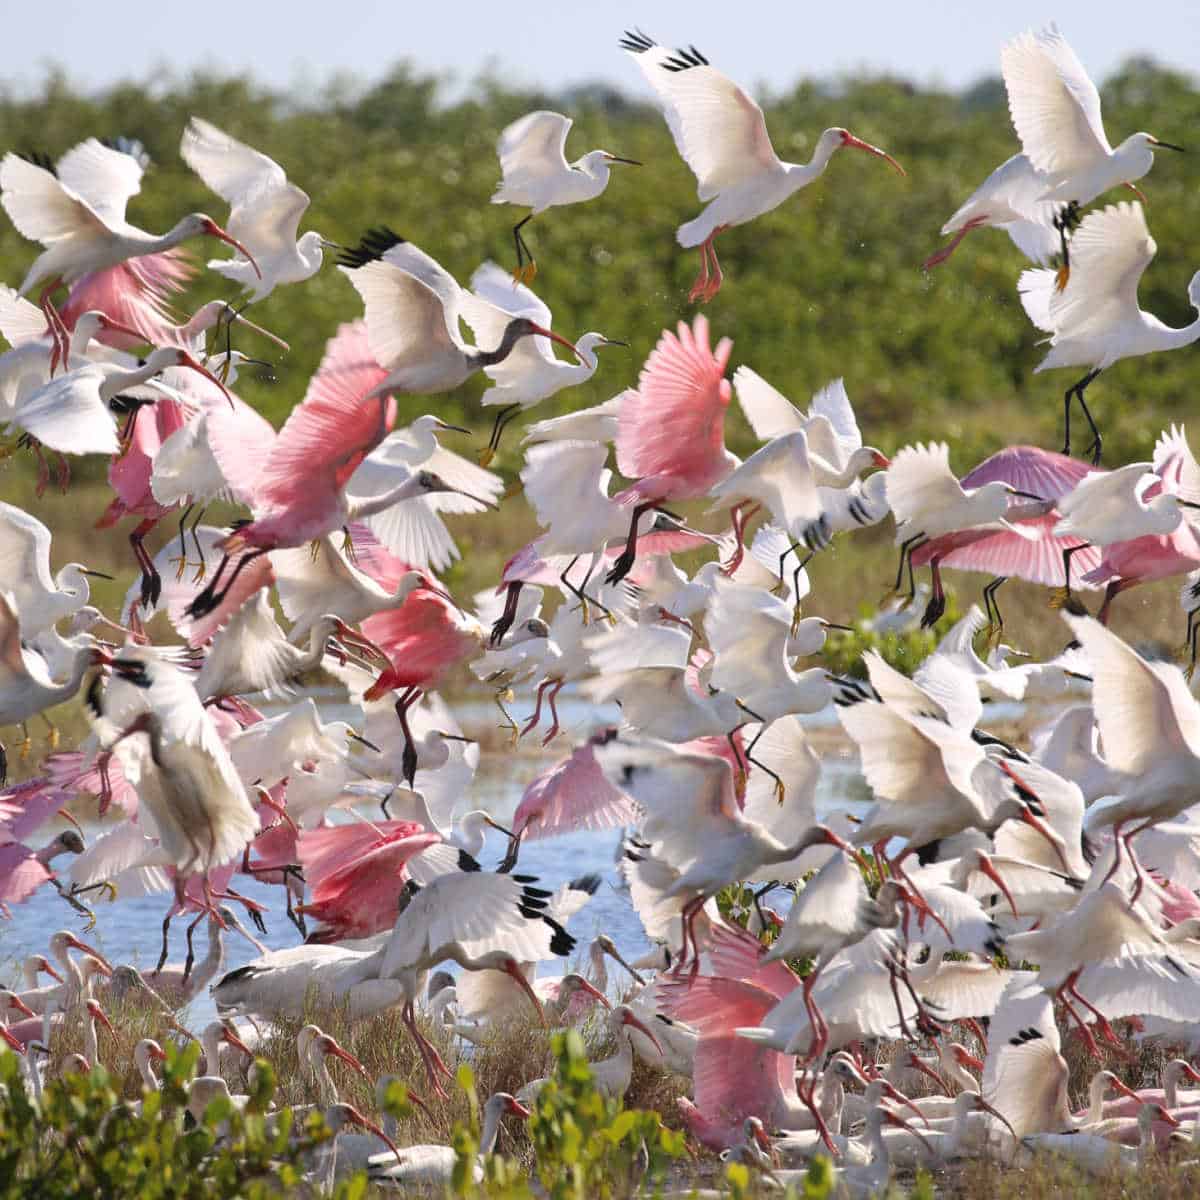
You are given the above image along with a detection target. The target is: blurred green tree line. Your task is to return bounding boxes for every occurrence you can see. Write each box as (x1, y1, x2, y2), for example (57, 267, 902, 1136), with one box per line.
(0, 56, 1196, 470)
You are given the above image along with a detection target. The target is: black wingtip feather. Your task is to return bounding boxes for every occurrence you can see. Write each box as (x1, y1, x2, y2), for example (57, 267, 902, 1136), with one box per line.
(456, 849, 482, 873)
(569, 873, 602, 896)
(337, 226, 407, 269)
(546, 917, 575, 957)
(618, 29, 656, 54)
(17, 149, 56, 175)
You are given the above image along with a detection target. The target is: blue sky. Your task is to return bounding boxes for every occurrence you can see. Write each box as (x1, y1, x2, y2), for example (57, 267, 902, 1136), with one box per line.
(13, 2, 1199, 96)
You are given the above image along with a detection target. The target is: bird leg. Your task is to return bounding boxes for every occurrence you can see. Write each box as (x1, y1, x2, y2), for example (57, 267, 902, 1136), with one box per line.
(188, 506, 209, 582)
(1049, 544, 1088, 612)
(688, 239, 713, 304)
(1123, 819, 1155, 906)
(890, 851, 954, 944)
(186, 549, 266, 620)
(887, 958, 918, 1042)
(1061, 369, 1102, 462)
(30, 440, 51, 499)
(511, 215, 536, 284)
(393, 687, 421, 787)
(38, 278, 69, 376)
(721, 502, 762, 575)
(797, 971, 831, 1069)
(1096, 579, 1127, 626)
(690, 226, 728, 304)
(1062, 970, 1129, 1054)
(1052, 201, 1081, 291)
(490, 581, 524, 646)
(494, 688, 520, 746)
(541, 680, 565, 747)
(522, 678, 552, 738)
(181, 907, 209, 983)
(605, 500, 659, 586)
(170, 503, 196, 581)
(479, 403, 520, 467)
(921, 216, 990, 271)
(403, 1000, 452, 1099)
(885, 534, 925, 604)
(981, 576, 1008, 648)
(560, 556, 614, 626)
(1098, 820, 1127, 891)
(125, 518, 162, 610)
(736, 703, 786, 803)
(920, 560, 945, 629)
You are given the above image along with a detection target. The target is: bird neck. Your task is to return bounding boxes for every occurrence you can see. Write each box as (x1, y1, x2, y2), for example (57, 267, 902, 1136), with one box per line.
(347, 478, 427, 520)
(472, 322, 529, 369)
(785, 135, 840, 189)
(1149, 312, 1200, 353)
(99, 359, 165, 403)
(480, 1105, 504, 1155)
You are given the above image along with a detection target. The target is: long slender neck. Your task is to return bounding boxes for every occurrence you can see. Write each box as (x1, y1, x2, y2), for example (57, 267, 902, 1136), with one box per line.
(138, 1052, 159, 1092)
(479, 1105, 504, 1155)
(185, 926, 225, 998)
(1085, 1075, 1108, 1124)
(472, 322, 528, 369)
(347, 479, 427, 520)
(98, 359, 164, 404)
(317, 1057, 338, 1107)
(1153, 313, 1200, 353)
(784, 137, 840, 190)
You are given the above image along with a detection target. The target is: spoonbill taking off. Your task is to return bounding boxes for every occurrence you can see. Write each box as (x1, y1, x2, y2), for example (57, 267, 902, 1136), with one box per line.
(491, 111, 640, 283)
(1019, 202, 1200, 464)
(1001, 24, 1182, 285)
(0, 144, 260, 368)
(620, 29, 904, 302)
(180, 116, 338, 302)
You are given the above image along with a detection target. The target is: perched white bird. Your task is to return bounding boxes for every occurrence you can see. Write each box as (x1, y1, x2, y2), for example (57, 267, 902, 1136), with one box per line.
(490, 111, 640, 281)
(180, 116, 335, 301)
(621, 30, 904, 302)
(1019, 202, 1200, 463)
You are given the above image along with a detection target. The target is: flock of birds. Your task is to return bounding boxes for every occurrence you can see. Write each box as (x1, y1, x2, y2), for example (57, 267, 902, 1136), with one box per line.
(2, 19, 1200, 1196)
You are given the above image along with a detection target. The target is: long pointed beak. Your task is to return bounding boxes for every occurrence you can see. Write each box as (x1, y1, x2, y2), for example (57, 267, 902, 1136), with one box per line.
(601, 338, 630, 348)
(435, 421, 471, 435)
(88, 1002, 116, 1037)
(821, 622, 855, 633)
(508, 1097, 532, 1118)
(177, 350, 235, 409)
(207, 223, 262, 279)
(573, 977, 613, 1011)
(67, 935, 111, 974)
(0, 1027, 23, 1052)
(976, 853, 1020, 920)
(843, 134, 906, 176)
(483, 814, 514, 838)
(884, 1081, 932, 1128)
(529, 323, 585, 365)
(955, 1047, 985, 1073)
(605, 155, 642, 166)
(507, 962, 547, 1028)
(1152, 139, 1185, 151)
(1110, 1076, 1142, 1104)
(1019, 807, 1072, 875)
(452, 485, 499, 511)
(9, 995, 36, 1019)
(222, 1025, 254, 1058)
(227, 914, 268, 955)
(978, 1099, 1018, 1142)
(1160, 1107, 1182, 1128)
(41, 961, 64, 984)
(346, 1108, 403, 1164)
(908, 1057, 949, 1094)
(346, 729, 382, 754)
(601, 940, 646, 986)
(80, 569, 114, 580)
(1010, 490, 1047, 502)
(623, 1010, 664, 1056)
(230, 311, 289, 351)
(327, 1039, 371, 1081)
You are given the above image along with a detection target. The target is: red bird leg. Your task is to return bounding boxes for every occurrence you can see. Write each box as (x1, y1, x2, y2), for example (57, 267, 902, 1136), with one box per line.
(887, 959, 917, 1042)
(31, 442, 51, 498)
(605, 500, 659, 585)
(921, 216, 989, 271)
(798, 973, 828, 1067)
(489, 581, 524, 646)
(891, 854, 954, 944)
(688, 241, 712, 304)
(38, 278, 67, 374)
(1063, 971, 1126, 1051)
(522, 679, 551, 737)
(1124, 820, 1154, 905)
(721, 502, 761, 574)
(962, 1017, 988, 1054)
(1055, 985, 1103, 1059)
(541, 680, 564, 747)
(699, 226, 728, 302)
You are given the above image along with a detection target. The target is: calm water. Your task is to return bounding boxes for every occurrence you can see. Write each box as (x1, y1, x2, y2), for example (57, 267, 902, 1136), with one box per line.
(0, 688, 889, 1029)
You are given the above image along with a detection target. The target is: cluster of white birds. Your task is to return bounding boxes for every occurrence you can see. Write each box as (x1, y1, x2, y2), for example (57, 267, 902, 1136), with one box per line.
(2, 19, 1200, 1197)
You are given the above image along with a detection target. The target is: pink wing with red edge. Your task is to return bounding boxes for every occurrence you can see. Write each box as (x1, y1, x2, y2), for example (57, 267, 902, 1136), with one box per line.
(912, 445, 1102, 587)
(363, 590, 472, 688)
(299, 830, 443, 941)
(297, 818, 426, 887)
(707, 921, 798, 998)
(60, 250, 194, 349)
(43, 750, 138, 817)
(615, 316, 732, 498)
(344, 521, 418, 593)
(512, 740, 639, 840)
(659, 974, 797, 1130)
(0, 843, 51, 906)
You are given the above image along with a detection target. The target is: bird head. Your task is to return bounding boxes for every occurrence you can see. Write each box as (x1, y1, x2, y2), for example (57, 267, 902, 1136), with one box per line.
(1144, 133, 1185, 153)
(179, 214, 262, 279)
(414, 469, 499, 511)
(504, 317, 585, 364)
(72, 310, 145, 348)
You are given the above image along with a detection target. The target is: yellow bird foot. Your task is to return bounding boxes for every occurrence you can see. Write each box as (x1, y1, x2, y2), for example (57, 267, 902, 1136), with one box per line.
(45, 726, 60, 751)
(477, 447, 497, 468)
(17, 737, 32, 761)
(82, 909, 97, 933)
(1047, 586, 1070, 611)
(1185, 658, 1196, 683)
(520, 262, 538, 285)
(790, 605, 803, 640)
(192, 560, 208, 585)
(169, 554, 188, 582)
(577, 599, 591, 626)
(878, 587, 902, 607)
(502, 479, 524, 500)
(309, 539, 322, 562)
(773, 778, 786, 806)
(605, 610, 618, 627)
(1055, 265, 1070, 292)
(341, 530, 358, 565)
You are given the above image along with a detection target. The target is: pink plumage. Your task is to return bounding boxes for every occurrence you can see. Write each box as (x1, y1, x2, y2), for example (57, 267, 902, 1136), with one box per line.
(615, 315, 736, 502)
(363, 590, 479, 694)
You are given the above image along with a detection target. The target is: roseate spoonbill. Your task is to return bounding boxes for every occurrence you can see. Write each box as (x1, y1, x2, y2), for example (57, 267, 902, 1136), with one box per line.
(0, 142, 259, 366)
(1019, 203, 1200, 462)
(490, 111, 639, 282)
(459, 262, 624, 460)
(338, 228, 581, 397)
(0, 827, 83, 911)
(0, 503, 112, 637)
(885, 442, 1048, 605)
(604, 315, 738, 585)
(0, 592, 107, 784)
(1065, 613, 1200, 902)
(924, 154, 1061, 269)
(368, 1092, 530, 1188)
(180, 116, 337, 301)
(621, 30, 903, 302)
(903, 445, 1099, 632)
(84, 646, 259, 919)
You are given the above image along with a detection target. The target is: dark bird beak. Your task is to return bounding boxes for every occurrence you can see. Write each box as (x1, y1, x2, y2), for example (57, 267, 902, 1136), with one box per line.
(1152, 139, 1185, 151)
(605, 155, 642, 166)
(81, 569, 114, 580)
